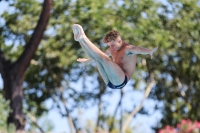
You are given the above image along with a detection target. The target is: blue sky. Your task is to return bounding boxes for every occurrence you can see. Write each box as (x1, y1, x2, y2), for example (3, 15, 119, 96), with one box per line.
(0, 1, 163, 132)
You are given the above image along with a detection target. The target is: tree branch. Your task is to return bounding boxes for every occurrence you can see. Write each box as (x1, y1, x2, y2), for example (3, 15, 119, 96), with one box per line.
(122, 78, 155, 133)
(52, 86, 76, 133)
(109, 88, 124, 132)
(0, 51, 6, 74)
(14, 0, 52, 77)
(175, 77, 186, 97)
(27, 113, 45, 133)
(96, 76, 106, 132)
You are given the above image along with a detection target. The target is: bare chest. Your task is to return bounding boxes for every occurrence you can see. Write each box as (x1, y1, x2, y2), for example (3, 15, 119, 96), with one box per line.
(110, 48, 137, 78)
(111, 50, 127, 64)
(111, 48, 134, 70)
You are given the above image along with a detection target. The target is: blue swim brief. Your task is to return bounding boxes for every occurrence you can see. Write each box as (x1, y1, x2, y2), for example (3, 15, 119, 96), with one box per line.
(107, 75, 128, 89)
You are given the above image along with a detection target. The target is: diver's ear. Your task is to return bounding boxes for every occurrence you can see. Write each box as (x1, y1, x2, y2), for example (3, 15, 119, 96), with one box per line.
(118, 39, 122, 44)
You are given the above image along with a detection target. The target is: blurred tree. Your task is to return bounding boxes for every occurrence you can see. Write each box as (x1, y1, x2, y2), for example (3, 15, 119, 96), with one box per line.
(0, 0, 52, 132)
(1, 0, 200, 132)
(146, 0, 200, 130)
(0, 0, 159, 132)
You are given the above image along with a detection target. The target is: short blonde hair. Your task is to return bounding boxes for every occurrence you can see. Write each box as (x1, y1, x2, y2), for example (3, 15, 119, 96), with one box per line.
(103, 30, 120, 43)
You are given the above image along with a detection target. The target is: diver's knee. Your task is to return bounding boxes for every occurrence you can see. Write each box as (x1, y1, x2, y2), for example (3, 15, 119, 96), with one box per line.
(98, 54, 110, 63)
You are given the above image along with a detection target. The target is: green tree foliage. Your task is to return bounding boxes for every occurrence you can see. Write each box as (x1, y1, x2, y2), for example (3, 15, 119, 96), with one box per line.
(0, 0, 52, 131)
(1, 0, 200, 132)
(1, 0, 155, 132)
(148, 0, 200, 129)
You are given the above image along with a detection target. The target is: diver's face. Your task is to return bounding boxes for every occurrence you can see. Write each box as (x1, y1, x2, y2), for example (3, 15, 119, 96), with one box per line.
(107, 37, 122, 51)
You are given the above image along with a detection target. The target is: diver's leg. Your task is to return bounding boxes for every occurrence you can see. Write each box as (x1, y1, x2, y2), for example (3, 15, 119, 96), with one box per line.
(79, 41, 95, 60)
(73, 24, 109, 60)
(95, 61, 109, 85)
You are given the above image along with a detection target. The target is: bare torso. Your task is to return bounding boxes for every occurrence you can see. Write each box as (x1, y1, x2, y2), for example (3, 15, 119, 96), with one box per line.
(107, 42, 137, 80)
